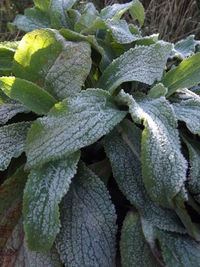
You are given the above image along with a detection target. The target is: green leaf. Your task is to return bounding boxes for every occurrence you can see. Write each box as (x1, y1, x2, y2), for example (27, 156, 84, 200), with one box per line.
(56, 162, 117, 267)
(12, 7, 51, 32)
(0, 167, 27, 252)
(98, 42, 172, 94)
(33, 0, 50, 12)
(1, 219, 62, 267)
(26, 89, 126, 169)
(163, 52, 200, 97)
(0, 41, 19, 51)
(120, 212, 159, 267)
(148, 83, 168, 98)
(156, 229, 200, 267)
(23, 152, 80, 252)
(0, 77, 57, 115)
(0, 122, 30, 171)
(100, 0, 145, 27)
(0, 47, 14, 76)
(171, 35, 196, 60)
(88, 159, 111, 185)
(119, 91, 187, 207)
(172, 89, 200, 135)
(104, 120, 185, 233)
(13, 29, 92, 100)
(50, 0, 78, 28)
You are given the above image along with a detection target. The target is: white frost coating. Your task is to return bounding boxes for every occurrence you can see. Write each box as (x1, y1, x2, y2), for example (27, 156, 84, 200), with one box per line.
(0, 122, 30, 171)
(98, 41, 172, 93)
(0, 103, 28, 125)
(0, 219, 62, 267)
(172, 89, 200, 135)
(56, 163, 117, 267)
(25, 89, 126, 168)
(119, 91, 187, 207)
(23, 152, 80, 250)
(104, 124, 185, 233)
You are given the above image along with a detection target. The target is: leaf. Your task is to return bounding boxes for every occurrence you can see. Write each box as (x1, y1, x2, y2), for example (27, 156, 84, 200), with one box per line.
(33, 0, 50, 12)
(156, 229, 200, 267)
(13, 29, 92, 100)
(0, 41, 19, 52)
(25, 89, 126, 169)
(119, 91, 187, 207)
(0, 77, 57, 115)
(23, 152, 80, 252)
(0, 167, 27, 252)
(88, 159, 111, 185)
(0, 91, 28, 125)
(0, 122, 30, 171)
(120, 212, 159, 267)
(11, 7, 51, 32)
(163, 52, 200, 97)
(104, 120, 185, 233)
(171, 35, 196, 60)
(172, 89, 200, 135)
(98, 42, 172, 94)
(56, 162, 117, 267)
(0, 47, 14, 76)
(148, 83, 168, 98)
(50, 0, 78, 28)
(100, 0, 145, 27)
(0, 219, 62, 267)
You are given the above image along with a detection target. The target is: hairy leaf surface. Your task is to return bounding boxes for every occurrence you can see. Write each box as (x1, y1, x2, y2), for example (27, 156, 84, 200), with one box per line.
(0, 122, 30, 171)
(0, 77, 56, 115)
(13, 29, 92, 100)
(56, 163, 117, 267)
(23, 152, 80, 251)
(119, 91, 187, 207)
(120, 212, 159, 267)
(26, 89, 126, 168)
(104, 120, 185, 232)
(98, 42, 172, 94)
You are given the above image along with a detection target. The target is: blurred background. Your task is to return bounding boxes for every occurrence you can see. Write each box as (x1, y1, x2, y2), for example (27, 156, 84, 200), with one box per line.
(1, 0, 200, 42)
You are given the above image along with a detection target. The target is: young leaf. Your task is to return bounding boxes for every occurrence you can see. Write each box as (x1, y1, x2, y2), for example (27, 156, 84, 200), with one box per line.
(33, 0, 50, 12)
(25, 89, 126, 169)
(119, 91, 187, 207)
(0, 77, 57, 115)
(172, 89, 200, 135)
(13, 29, 92, 100)
(148, 83, 168, 99)
(98, 42, 172, 94)
(23, 152, 80, 252)
(163, 52, 200, 96)
(156, 229, 200, 267)
(120, 212, 159, 267)
(56, 162, 117, 267)
(104, 120, 185, 233)
(0, 167, 27, 252)
(0, 122, 30, 171)
(12, 7, 51, 32)
(1, 219, 62, 267)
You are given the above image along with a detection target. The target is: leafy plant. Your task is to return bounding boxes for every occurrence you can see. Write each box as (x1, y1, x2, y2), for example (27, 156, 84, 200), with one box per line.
(1, 0, 200, 266)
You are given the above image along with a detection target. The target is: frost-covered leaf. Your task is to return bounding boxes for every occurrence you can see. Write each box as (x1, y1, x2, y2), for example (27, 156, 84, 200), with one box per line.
(88, 159, 111, 185)
(98, 42, 172, 94)
(56, 162, 117, 267)
(12, 8, 51, 32)
(0, 77, 56, 115)
(163, 52, 200, 97)
(172, 89, 200, 135)
(23, 152, 80, 251)
(119, 91, 187, 207)
(156, 229, 200, 267)
(0, 91, 28, 125)
(171, 35, 196, 60)
(104, 120, 185, 232)
(13, 29, 92, 100)
(0, 167, 27, 252)
(26, 89, 126, 169)
(120, 212, 159, 267)
(0, 122, 30, 171)
(100, 0, 145, 27)
(33, 0, 50, 12)
(148, 83, 168, 98)
(50, 0, 78, 28)
(1, 219, 62, 267)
